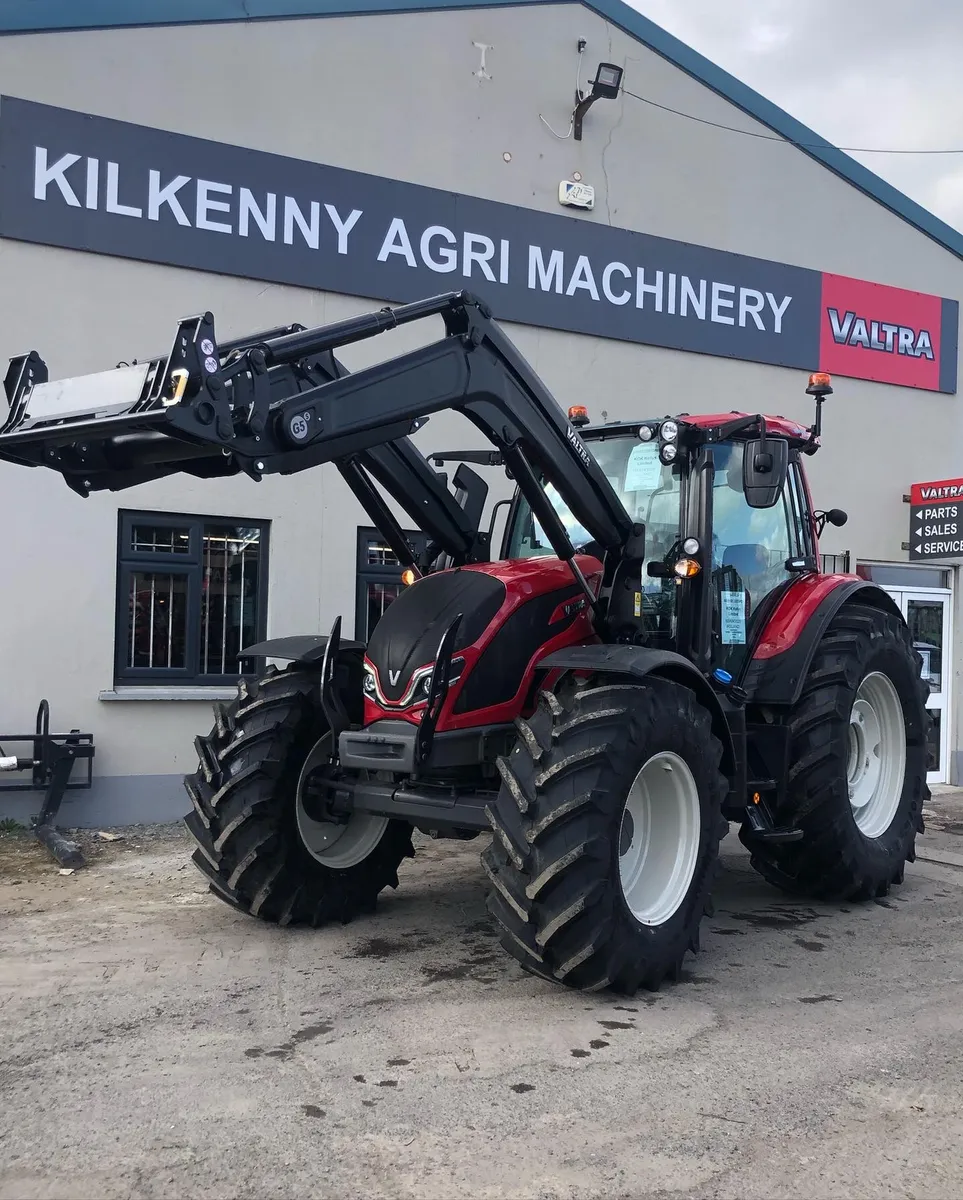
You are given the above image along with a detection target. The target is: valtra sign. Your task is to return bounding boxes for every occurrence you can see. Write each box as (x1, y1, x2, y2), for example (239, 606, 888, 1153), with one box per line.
(820, 273, 955, 393)
(0, 95, 957, 394)
(907, 477, 963, 560)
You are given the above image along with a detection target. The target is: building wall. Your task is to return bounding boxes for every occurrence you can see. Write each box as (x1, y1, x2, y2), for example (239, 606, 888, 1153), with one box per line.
(0, 4, 961, 822)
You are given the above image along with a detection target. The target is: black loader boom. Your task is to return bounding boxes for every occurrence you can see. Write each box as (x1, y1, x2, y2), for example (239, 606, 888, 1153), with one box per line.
(0, 289, 633, 599)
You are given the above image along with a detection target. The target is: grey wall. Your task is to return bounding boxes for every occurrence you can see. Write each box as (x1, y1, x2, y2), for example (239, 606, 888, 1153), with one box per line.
(0, 3, 961, 824)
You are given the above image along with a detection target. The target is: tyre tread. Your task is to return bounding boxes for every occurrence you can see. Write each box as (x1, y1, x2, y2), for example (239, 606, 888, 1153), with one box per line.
(180, 662, 415, 927)
(482, 678, 728, 995)
(743, 601, 930, 901)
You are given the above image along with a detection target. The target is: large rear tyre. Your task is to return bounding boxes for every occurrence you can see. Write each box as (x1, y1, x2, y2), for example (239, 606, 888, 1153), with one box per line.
(182, 663, 415, 925)
(741, 602, 930, 901)
(481, 677, 729, 994)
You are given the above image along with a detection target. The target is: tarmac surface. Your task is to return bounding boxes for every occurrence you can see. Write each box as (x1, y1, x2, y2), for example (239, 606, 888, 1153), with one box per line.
(2, 791, 963, 1200)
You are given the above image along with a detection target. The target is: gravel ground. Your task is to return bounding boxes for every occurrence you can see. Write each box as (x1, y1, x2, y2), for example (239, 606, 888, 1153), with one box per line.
(2, 794, 963, 1200)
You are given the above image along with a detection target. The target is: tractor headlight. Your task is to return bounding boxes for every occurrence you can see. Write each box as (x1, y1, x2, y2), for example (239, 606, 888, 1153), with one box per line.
(362, 665, 378, 698)
(411, 658, 465, 705)
(659, 420, 678, 442)
(682, 537, 700, 556)
(659, 442, 677, 464)
(637, 425, 654, 442)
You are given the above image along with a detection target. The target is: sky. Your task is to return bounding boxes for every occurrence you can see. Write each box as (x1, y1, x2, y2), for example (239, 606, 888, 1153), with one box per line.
(627, 0, 963, 234)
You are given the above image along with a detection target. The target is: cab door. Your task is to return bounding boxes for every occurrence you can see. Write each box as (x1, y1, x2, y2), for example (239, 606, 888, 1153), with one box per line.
(707, 442, 809, 679)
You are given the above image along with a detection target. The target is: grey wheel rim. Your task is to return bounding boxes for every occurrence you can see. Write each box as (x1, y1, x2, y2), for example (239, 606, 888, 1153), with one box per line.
(295, 734, 388, 868)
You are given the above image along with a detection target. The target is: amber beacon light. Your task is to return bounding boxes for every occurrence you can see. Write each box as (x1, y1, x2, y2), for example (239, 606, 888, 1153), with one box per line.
(806, 371, 833, 396)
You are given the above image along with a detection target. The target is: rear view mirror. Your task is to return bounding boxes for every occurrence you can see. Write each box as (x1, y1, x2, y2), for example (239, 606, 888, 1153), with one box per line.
(743, 436, 788, 508)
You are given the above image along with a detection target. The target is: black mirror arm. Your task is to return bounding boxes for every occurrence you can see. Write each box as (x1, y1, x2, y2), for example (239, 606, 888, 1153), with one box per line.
(757, 415, 768, 467)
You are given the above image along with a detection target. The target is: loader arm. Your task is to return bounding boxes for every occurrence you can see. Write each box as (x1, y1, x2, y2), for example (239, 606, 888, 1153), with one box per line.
(0, 310, 491, 571)
(0, 290, 633, 578)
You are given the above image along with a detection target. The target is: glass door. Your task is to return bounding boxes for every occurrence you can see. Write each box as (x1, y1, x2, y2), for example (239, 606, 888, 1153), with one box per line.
(883, 587, 952, 784)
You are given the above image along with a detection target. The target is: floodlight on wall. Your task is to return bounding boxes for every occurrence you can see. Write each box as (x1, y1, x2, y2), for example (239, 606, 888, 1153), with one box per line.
(573, 62, 624, 140)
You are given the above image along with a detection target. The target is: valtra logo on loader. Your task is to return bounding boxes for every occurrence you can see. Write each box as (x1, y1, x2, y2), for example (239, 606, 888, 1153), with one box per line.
(0, 290, 931, 1000)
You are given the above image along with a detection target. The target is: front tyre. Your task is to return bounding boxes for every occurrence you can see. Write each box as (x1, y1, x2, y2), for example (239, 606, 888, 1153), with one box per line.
(481, 677, 729, 994)
(742, 601, 930, 901)
(182, 664, 415, 926)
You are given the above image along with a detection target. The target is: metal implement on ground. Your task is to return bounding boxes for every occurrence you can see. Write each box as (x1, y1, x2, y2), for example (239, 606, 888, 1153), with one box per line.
(0, 700, 95, 867)
(0, 293, 932, 997)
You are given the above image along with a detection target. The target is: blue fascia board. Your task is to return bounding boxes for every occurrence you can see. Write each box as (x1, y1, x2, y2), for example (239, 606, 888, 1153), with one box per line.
(3, 0, 963, 263)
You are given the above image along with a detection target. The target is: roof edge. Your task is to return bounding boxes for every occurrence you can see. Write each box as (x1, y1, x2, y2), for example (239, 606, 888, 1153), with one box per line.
(596, 0, 963, 263)
(3, 0, 962, 262)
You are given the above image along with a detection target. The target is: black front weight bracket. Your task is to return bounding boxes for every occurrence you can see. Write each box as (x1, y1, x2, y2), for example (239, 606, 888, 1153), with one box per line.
(413, 613, 463, 775)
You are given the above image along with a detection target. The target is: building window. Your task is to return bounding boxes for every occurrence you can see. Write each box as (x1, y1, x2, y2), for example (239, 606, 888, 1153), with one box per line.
(355, 526, 430, 642)
(821, 551, 851, 574)
(115, 511, 269, 685)
(856, 562, 951, 589)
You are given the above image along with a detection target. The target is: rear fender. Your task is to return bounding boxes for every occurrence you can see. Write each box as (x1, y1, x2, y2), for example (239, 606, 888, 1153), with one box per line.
(537, 643, 736, 778)
(743, 577, 905, 707)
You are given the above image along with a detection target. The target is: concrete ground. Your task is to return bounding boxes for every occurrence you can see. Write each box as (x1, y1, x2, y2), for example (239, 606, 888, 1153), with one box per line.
(2, 794, 963, 1200)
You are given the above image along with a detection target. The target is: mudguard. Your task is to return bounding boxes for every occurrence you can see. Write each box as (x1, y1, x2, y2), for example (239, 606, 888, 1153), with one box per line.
(241, 633, 367, 724)
(242, 634, 365, 664)
(536, 643, 736, 777)
(743, 576, 905, 707)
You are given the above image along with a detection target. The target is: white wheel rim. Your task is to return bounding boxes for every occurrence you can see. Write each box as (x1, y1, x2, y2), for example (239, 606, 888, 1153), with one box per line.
(617, 751, 702, 926)
(848, 671, 906, 839)
(295, 735, 389, 869)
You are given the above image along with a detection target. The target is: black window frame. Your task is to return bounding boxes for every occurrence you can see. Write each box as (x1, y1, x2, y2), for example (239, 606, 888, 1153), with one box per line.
(114, 509, 271, 687)
(355, 525, 430, 643)
(784, 459, 810, 560)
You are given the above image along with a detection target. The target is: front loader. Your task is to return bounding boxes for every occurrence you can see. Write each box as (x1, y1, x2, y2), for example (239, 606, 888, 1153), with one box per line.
(0, 291, 930, 995)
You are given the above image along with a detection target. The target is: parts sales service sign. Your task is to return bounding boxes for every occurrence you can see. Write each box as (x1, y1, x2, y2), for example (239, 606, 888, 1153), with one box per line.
(0, 95, 957, 394)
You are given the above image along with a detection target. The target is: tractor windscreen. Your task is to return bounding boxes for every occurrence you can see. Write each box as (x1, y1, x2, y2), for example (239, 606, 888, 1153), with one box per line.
(506, 432, 683, 632)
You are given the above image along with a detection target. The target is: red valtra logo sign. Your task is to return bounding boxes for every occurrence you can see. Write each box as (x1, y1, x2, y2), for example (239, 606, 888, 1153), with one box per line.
(819, 273, 956, 394)
(910, 477, 963, 505)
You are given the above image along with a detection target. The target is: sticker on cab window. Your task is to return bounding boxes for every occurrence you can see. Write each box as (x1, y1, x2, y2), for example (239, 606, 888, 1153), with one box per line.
(720, 590, 747, 645)
(624, 442, 662, 492)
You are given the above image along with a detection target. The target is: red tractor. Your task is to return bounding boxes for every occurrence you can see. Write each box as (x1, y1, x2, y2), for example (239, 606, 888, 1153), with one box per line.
(0, 291, 930, 995)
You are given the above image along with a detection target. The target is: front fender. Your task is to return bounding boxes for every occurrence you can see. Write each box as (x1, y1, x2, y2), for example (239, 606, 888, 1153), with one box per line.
(537, 643, 736, 778)
(744, 576, 904, 707)
(241, 633, 365, 665)
(241, 633, 367, 724)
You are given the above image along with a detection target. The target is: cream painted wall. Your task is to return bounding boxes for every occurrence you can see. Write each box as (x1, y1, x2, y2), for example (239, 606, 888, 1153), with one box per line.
(0, 4, 960, 795)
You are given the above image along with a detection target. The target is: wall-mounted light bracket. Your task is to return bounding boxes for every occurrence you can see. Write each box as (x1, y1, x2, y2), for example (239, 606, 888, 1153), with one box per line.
(573, 62, 623, 140)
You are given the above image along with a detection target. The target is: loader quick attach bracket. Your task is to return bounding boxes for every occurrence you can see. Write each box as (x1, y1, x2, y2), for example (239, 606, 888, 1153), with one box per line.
(0, 699, 95, 868)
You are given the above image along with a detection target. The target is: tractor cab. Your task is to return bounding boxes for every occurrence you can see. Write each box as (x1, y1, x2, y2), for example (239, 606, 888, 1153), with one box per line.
(497, 380, 844, 683)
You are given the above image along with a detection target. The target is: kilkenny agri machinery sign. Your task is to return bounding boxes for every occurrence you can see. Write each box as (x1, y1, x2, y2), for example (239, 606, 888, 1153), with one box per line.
(0, 95, 957, 394)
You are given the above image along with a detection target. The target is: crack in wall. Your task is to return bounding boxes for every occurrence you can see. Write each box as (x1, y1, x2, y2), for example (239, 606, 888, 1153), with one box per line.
(600, 46, 640, 228)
